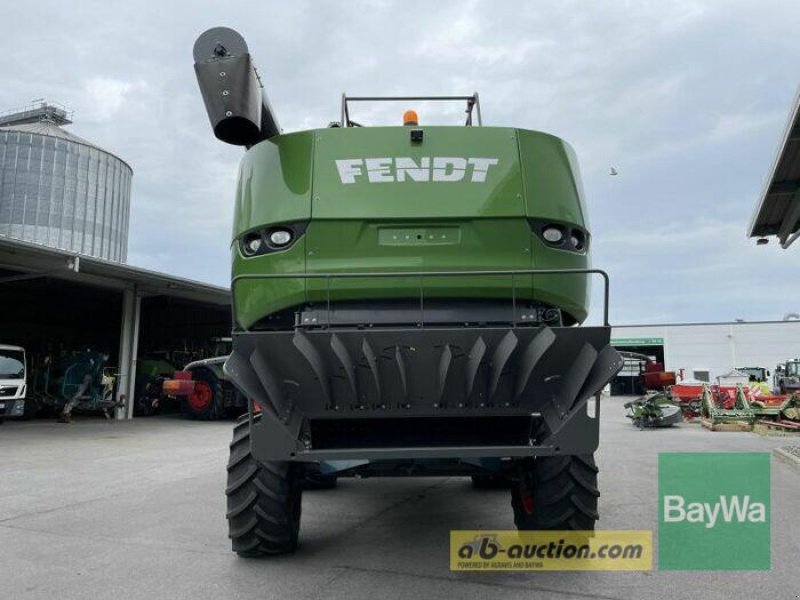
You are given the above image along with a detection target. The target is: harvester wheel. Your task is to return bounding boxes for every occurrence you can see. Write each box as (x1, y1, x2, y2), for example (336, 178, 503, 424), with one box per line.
(181, 370, 223, 420)
(226, 415, 302, 556)
(511, 454, 599, 531)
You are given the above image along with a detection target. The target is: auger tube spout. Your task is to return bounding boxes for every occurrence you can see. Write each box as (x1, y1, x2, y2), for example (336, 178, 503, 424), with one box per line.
(193, 26, 280, 146)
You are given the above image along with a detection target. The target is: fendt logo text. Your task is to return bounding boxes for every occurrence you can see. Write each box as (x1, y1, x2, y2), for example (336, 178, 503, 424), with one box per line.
(335, 157, 499, 184)
(663, 495, 766, 529)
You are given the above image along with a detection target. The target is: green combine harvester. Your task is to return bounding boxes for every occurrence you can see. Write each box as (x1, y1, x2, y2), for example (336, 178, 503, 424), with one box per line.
(193, 27, 623, 556)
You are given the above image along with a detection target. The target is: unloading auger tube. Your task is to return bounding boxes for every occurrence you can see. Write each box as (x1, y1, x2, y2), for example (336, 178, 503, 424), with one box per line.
(193, 26, 624, 556)
(193, 26, 280, 146)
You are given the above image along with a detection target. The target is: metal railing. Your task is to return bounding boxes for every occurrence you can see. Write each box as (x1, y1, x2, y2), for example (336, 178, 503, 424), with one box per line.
(231, 268, 611, 330)
(340, 93, 482, 127)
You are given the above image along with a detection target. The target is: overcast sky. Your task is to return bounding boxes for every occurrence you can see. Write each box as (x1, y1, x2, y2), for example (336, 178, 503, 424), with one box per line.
(3, 0, 799, 325)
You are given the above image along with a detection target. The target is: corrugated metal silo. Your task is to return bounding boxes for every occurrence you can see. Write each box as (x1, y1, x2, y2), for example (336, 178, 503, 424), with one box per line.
(0, 102, 133, 262)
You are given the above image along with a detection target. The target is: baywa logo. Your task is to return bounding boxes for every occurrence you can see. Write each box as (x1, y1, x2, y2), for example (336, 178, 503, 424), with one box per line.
(663, 494, 767, 529)
(335, 157, 499, 184)
(658, 452, 771, 570)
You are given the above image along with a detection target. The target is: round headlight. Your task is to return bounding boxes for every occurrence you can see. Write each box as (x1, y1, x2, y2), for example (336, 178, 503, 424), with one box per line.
(269, 229, 293, 246)
(243, 235, 262, 256)
(542, 226, 564, 244)
(570, 231, 585, 251)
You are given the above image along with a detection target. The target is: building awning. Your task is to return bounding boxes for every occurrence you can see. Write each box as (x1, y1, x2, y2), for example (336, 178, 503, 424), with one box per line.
(0, 234, 230, 306)
(749, 86, 800, 248)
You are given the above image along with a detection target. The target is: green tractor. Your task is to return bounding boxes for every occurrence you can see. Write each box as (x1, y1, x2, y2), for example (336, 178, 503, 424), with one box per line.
(133, 355, 183, 416)
(193, 27, 623, 556)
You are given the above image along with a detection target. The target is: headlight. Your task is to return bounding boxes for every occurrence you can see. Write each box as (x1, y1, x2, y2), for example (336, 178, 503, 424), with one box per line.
(570, 229, 586, 252)
(240, 222, 307, 257)
(269, 229, 293, 246)
(542, 226, 564, 244)
(243, 233, 263, 256)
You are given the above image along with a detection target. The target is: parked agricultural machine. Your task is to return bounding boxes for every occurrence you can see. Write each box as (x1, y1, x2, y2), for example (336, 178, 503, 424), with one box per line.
(678, 382, 800, 432)
(670, 368, 799, 424)
(193, 26, 623, 556)
(774, 359, 800, 395)
(625, 374, 800, 432)
(615, 351, 676, 395)
(162, 354, 246, 420)
(670, 378, 738, 420)
(750, 387, 800, 432)
(624, 393, 682, 428)
(737, 366, 769, 384)
(29, 350, 121, 420)
(699, 384, 755, 431)
(669, 381, 704, 419)
(133, 350, 198, 416)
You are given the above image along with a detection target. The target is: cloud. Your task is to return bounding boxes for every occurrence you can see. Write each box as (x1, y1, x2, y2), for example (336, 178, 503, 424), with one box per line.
(1, 0, 799, 322)
(83, 78, 147, 121)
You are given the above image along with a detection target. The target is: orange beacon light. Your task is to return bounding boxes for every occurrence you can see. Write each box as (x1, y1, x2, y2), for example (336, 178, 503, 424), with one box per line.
(403, 110, 419, 126)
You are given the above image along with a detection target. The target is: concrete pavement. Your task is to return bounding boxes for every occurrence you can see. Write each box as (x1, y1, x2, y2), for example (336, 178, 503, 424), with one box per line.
(0, 395, 797, 599)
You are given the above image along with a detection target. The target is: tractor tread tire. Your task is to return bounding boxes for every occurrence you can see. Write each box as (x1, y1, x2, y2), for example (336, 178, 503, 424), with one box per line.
(226, 415, 302, 556)
(181, 369, 224, 421)
(512, 454, 599, 532)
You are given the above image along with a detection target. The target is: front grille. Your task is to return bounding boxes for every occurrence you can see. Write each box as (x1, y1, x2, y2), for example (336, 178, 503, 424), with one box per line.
(0, 387, 18, 397)
(309, 416, 535, 450)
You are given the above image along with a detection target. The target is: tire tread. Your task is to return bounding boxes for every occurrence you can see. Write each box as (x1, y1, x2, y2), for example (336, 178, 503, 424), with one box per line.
(512, 454, 599, 532)
(226, 414, 301, 556)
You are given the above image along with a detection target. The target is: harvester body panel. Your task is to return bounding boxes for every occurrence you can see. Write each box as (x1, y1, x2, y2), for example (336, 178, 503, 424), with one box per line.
(231, 126, 591, 330)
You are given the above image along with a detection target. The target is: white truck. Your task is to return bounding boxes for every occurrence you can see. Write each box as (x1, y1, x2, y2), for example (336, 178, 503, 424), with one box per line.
(0, 345, 27, 422)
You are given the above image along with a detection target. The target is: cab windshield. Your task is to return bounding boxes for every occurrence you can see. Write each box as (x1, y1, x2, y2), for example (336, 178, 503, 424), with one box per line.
(786, 362, 800, 377)
(0, 349, 25, 379)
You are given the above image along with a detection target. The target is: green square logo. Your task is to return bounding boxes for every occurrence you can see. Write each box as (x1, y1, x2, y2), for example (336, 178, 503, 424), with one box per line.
(658, 452, 770, 570)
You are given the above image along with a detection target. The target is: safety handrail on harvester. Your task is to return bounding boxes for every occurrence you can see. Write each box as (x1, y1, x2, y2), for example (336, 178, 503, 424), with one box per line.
(340, 93, 482, 127)
(231, 268, 611, 330)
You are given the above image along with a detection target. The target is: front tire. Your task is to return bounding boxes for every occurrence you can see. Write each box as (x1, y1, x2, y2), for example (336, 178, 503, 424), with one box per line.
(226, 415, 302, 556)
(511, 454, 599, 531)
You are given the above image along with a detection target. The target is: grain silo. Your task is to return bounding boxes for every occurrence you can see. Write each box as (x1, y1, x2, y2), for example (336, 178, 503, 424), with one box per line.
(0, 102, 132, 262)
